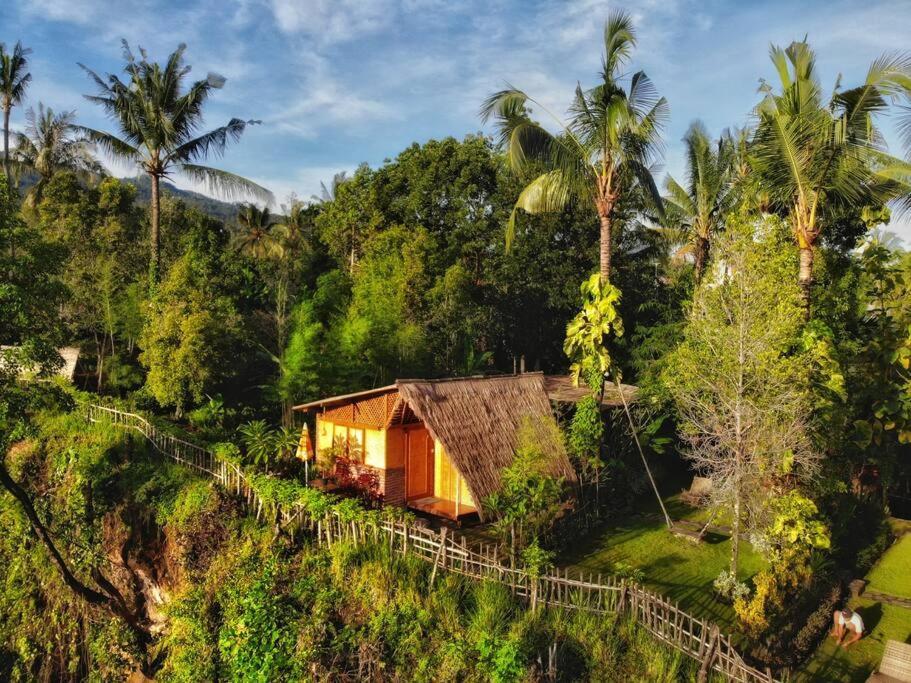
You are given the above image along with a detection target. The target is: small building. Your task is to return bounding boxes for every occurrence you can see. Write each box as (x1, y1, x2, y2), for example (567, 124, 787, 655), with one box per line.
(293, 373, 578, 522)
(0, 346, 80, 382)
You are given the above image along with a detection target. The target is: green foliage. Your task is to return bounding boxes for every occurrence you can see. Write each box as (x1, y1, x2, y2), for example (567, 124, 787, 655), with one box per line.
(276, 297, 324, 408)
(485, 416, 566, 551)
(218, 557, 299, 682)
(238, 420, 276, 469)
(521, 539, 555, 579)
(564, 273, 624, 384)
(734, 491, 830, 637)
(140, 247, 241, 415)
(662, 213, 816, 571)
(338, 224, 432, 383)
(568, 395, 604, 470)
(764, 491, 831, 554)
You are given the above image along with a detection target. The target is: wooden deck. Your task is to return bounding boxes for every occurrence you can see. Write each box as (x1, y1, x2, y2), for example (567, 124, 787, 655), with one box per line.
(407, 496, 478, 522)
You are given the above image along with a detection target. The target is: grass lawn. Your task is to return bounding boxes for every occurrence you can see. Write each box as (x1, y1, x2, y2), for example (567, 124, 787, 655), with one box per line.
(800, 525, 911, 682)
(561, 491, 766, 633)
(799, 597, 911, 682)
(866, 533, 911, 600)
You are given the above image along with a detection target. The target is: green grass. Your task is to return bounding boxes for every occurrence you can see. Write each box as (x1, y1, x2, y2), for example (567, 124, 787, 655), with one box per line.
(799, 597, 911, 682)
(866, 534, 911, 600)
(562, 492, 766, 633)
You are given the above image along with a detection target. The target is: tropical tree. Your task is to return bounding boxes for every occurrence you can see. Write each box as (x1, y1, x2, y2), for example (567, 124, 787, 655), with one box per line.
(311, 170, 348, 204)
(751, 40, 911, 312)
(480, 10, 667, 283)
(239, 420, 276, 470)
(0, 40, 31, 180)
(234, 204, 282, 259)
(662, 215, 819, 575)
(78, 41, 272, 289)
(13, 104, 103, 205)
(662, 122, 735, 282)
(140, 247, 240, 417)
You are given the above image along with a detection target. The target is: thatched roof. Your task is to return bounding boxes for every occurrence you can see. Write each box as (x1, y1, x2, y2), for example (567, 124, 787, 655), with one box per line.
(294, 373, 578, 519)
(543, 375, 638, 408)
(396, 373, 576, 519)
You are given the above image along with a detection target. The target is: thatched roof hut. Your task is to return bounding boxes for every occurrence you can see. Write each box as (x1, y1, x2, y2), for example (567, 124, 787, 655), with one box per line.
(294, 372, 578, 521)
(396, 374, 576, 513)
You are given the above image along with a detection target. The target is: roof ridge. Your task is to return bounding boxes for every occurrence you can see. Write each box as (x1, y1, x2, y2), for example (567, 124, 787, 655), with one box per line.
(395, 372, 544, 385)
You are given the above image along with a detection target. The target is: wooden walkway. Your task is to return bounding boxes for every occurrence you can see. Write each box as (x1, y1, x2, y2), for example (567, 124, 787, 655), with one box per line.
(82, 402, 779, 683)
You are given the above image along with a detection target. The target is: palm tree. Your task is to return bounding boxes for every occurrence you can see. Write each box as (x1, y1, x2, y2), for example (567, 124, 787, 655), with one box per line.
(13, 104, 104, 205)
(78, 41, 272, 289)
(310, 171, 347, 204)
(480, 10, 667, 283)
(239, 420, 276, 471)
(234, 204, 283, 259)
(0, 41, 32, 180)
(662, 122, 735, 282)
(752, 41, 911, 312)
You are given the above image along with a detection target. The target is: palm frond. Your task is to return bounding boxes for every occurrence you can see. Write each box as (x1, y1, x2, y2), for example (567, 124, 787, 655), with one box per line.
(169, 118, 259, 163)
(178, 163, 273, 202)
(602, 10, 636, 80)
(71, 125, 142, 166)
(505, 171, 574, 249)
(664, 176, 697, 216)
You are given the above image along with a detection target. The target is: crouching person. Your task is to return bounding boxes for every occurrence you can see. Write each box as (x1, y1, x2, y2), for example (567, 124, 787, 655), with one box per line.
(831, 608, 864, 649)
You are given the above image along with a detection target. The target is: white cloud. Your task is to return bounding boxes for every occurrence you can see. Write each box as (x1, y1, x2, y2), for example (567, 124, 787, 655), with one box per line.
(269, 0, 395, 43)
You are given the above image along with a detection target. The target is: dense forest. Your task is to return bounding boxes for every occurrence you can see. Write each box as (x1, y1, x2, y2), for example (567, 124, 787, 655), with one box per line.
(2, 8, 911, 682)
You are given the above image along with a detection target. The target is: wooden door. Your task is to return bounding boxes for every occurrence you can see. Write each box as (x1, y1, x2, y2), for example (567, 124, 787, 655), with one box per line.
(406, 428, 433, 499)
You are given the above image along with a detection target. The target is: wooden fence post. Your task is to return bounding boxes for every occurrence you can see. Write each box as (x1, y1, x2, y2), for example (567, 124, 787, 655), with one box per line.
(429, 527, 447, 587)
(697, 625, 720, 683)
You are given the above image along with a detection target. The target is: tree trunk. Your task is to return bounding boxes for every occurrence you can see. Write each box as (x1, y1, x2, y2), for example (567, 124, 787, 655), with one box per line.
(730, 488, 741, 575)
(2, 105, 10, 180)
(599, 211, 612, 283)
(798, 246, 813, 317)
(95, 332, 105, 391)
(0, 463, 150, 643)
(149, 173, 161, 292)
(2, 105, 14, 261)
(694, 235, 709, 283)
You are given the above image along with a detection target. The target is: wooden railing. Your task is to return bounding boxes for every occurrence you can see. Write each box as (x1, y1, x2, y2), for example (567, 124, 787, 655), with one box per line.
(82, 402, 778, 683)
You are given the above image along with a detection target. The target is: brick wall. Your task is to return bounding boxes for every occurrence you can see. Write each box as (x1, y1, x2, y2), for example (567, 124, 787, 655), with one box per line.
(382, 467, 406, 507)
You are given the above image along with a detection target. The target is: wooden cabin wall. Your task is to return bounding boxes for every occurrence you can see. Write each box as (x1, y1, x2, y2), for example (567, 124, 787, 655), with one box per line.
(383, 426, 407, 506)
(433, 441, 475, 507)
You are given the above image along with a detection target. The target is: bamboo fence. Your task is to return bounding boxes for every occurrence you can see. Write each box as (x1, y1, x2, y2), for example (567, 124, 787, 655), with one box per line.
(83, 402, 779, 683)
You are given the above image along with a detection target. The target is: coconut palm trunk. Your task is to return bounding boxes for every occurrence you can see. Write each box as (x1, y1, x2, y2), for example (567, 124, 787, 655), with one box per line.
(798, 244, 813, 315)
(2, 105, 9, 179)
(694, 235, 709, 283)
(598, 210, 612, 283)
(149, 173, 161, 288)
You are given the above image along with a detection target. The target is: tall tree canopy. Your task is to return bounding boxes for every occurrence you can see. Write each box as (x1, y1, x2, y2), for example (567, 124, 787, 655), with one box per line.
(0, 41, 31, 180)
(78, 41, 272, 289)
(13, 104, 102, 206)
(481, 9, 666, 283)
(752, 40, 911, 312)
(662, 122, 737, 282)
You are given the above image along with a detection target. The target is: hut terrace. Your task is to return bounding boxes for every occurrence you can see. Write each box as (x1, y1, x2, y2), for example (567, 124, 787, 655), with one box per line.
(294, 373, 600, 522)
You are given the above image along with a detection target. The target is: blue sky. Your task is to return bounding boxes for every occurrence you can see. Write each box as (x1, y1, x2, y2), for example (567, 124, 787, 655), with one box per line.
(4, 0, 911, 238)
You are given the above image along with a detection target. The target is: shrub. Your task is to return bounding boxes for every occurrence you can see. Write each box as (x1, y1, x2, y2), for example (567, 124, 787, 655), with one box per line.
(792, 583, 843, 657)
(713, 569, 750, 602)
(612, 562, 645, 584)
(855, 520, 893, 574)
